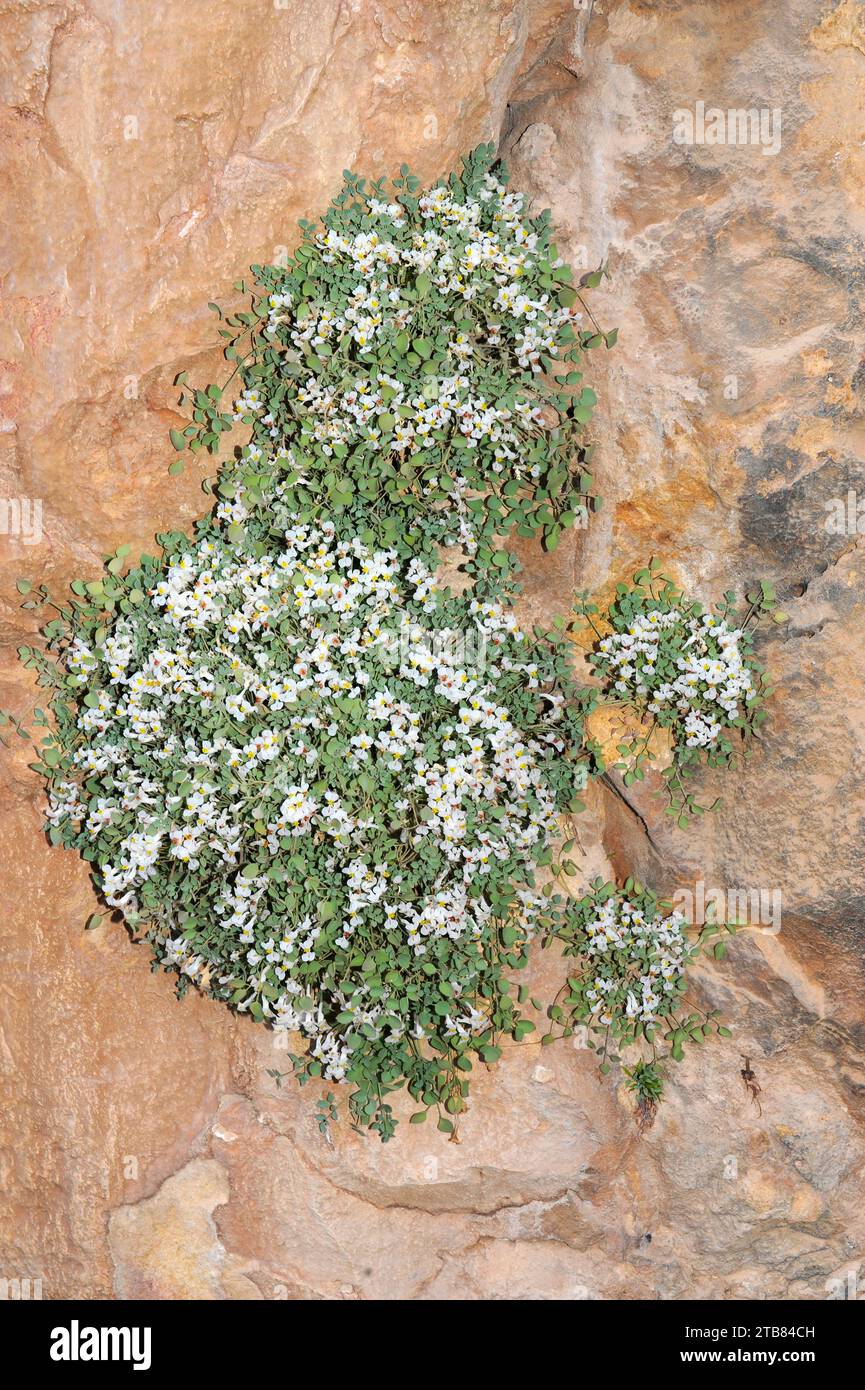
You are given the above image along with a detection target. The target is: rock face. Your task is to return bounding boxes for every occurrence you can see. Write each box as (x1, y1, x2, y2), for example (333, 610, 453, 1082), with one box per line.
(1, 0, 864, 1301)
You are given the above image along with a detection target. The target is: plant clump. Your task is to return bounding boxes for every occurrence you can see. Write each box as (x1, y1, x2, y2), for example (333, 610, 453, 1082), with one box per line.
(38, 472, 597, 1138)
(550, 879, 732, 1063)
(576, 563, 774, 824)
(175, 145, 611, 579)
(6, 151, 775, 1141)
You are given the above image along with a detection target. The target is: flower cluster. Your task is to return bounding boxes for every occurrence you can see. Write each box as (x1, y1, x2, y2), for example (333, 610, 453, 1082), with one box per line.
(577, 565, 770, 824)
(177, 145, 608, 571)
(581, 895, 690, 1027)
(595, 607, 754, 749)
(39, 474, 596, 1138)
(553, 881, 730, 1064)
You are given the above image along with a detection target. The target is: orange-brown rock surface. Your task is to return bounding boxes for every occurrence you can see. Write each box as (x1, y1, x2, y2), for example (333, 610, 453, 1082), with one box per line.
(1, 0, 863, 1300)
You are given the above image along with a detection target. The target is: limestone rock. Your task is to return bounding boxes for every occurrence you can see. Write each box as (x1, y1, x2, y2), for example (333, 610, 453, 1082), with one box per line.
(2, 0, 864, 1302)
